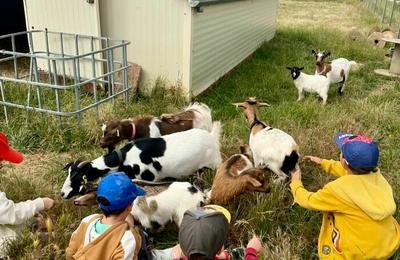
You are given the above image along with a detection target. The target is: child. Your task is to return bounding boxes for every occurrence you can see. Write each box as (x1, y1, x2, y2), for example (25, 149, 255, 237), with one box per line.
(0, 132, 54, 257)
(291, 133, 400, 259)
(152, 205, 264, 260)
(66, 172, 146, 260)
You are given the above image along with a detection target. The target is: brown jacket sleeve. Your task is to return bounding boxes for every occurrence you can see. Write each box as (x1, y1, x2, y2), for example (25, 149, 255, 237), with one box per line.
(66, 221, 87, 260)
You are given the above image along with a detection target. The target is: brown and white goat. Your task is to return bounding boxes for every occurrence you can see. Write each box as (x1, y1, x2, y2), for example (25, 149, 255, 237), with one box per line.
(100, 102, 212, 152)
(233, 97, 299, 182)
(209, 146, 271, 205)
(73, 182, 207, 231)
(312, 50, 356, 95)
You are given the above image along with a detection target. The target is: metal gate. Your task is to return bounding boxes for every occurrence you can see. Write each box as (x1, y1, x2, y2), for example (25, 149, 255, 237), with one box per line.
(0, 30, 130, 125)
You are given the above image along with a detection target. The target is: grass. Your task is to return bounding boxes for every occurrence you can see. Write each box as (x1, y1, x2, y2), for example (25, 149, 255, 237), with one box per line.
(1, 0, 400, 259)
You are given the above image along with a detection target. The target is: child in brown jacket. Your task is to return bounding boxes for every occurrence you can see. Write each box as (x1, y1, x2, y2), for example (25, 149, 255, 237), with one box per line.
(66, 172, 146, 260)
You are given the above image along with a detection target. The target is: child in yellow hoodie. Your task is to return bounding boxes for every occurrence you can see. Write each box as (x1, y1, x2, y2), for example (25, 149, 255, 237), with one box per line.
(290, 133, 400, 259)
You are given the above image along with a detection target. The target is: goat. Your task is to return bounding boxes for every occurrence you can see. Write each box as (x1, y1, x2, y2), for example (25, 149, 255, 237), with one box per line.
(132, 182, 207, 230)
(286, 66, 331, 105)
(73, 182, 207, 231)
(61, 123, 222, 199)
(312, 50, 356, 95)
(100, 102, 212, 152)
(209, 146, 271, 205)
(233, 97, 299, 182)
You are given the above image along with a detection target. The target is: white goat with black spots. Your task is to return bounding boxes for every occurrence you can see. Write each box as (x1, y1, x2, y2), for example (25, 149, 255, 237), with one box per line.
(61, 122, 222, 199)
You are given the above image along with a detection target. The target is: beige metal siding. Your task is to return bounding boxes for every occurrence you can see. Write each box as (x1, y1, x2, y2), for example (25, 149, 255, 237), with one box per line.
(191, 0, 279, 95)
(99, 0, 190, 92)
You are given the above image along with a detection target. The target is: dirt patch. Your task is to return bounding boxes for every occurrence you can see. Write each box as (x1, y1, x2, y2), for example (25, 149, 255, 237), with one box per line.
(370, 82, 395, 96)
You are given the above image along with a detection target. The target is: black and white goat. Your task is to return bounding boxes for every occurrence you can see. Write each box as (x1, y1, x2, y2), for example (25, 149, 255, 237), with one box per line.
(233, 97, 299, 182)
(286, 66, 330, 105)
(61, 123, 222, 199)
(73, 182, 207, 230)
(312, 50, 356, 95)
(100, 102, 212, 152)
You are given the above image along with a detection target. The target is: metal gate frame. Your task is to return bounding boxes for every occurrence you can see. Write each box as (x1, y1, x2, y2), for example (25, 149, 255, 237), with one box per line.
(0, 30, 131, 125)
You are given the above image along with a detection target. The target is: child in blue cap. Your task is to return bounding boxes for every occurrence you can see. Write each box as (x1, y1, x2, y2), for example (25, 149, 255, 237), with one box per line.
(291, 133, 400, 259)
(66, 172, 146, 260)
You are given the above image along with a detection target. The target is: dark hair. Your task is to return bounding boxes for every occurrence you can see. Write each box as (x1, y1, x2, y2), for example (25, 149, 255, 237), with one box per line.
(101, 207, 127, 217)
(189, 254, 213, 260)
(97, 196, 130, 217)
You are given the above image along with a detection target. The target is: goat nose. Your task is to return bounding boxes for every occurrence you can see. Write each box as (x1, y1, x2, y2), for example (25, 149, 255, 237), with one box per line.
(60, 192, 65, 197)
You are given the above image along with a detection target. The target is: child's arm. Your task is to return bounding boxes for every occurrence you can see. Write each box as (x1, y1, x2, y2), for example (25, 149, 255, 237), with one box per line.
(65, 229, 80, 260)
(0, 192, 45, 225)
(290, 180, 341, 212)
(320, 159, 349, 178)
(304, 156, 348, 178)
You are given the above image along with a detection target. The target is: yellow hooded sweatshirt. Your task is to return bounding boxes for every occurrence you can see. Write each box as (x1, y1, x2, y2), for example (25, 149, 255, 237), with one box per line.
(290, 159, 400, 260)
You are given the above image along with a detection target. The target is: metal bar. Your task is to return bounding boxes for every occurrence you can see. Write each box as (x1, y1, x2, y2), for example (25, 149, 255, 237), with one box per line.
(0, 66, 128, 89)
(389, 0, 396, 25)
(109, 47, 116, 105)
(72, 58, 81, 123)
(105, 39, 112, 97)
(60, 33, 66, 85)
(91, 36, 99, 119)
(45, 29, 52, 83)
(27, 59, 34, 119)
(28, 30, 42, 109)
(52, 59, 62, 125)
(0, 80, 8, 124)
(11, 35, 18, 79)
(0, 41, 129, 60)
(122, 42, 129, 103)
(0, 86, 131, 117)
(382, 0, 388, 22)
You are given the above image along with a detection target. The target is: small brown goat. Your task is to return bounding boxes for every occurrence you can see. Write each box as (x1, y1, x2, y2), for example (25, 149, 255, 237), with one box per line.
(209, 146, 271, 205)
(100, 102, 212, 152)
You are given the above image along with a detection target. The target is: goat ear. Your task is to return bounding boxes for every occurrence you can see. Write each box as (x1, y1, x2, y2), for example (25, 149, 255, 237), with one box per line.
(286, 66, 292, 70)
(325, 51, 331, 57)
(311, 49, 316, 55)
(299, 67, 304, 71)
(248, 178, 263, 187)
(63, 162, 74, 170)
(239, 145, 249, 155)
(232, 103, 245, 109)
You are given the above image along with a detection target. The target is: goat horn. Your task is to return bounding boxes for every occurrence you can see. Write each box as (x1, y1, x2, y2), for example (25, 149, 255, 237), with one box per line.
(258, 102, 271, 107)
(232, 102, 244, 107)
(77, 161, 90, 169)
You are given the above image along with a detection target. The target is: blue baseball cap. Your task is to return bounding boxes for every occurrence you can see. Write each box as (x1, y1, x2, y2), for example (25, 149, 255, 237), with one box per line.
(335, 133, 379, 172)
(97, 172, 146, 212)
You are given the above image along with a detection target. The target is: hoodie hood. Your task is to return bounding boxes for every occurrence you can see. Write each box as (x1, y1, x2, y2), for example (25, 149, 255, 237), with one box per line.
(328, 170, 396, 220)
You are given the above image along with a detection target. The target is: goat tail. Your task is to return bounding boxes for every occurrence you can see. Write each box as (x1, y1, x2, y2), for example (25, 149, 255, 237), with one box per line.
(349, 60, 357, 70)
(188, 102, 213, 132)
(210, 121, 222, 145)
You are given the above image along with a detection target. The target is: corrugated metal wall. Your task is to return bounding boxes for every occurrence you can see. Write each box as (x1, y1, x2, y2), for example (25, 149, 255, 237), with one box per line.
(191, 0, 279, 95)
(99, 0, 190, 92)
